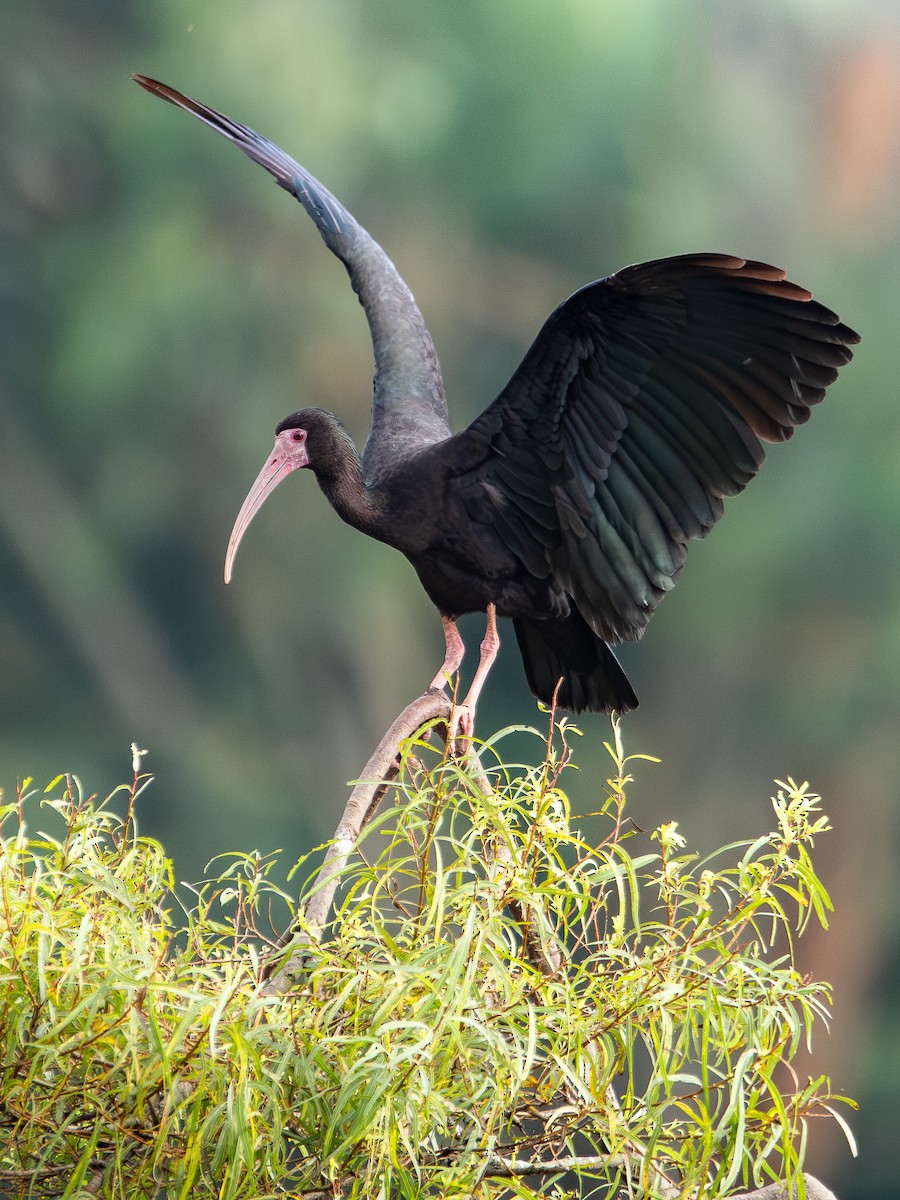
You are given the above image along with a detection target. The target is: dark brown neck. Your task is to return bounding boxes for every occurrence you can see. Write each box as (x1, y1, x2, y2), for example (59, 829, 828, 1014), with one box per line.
(309, 414, 381, 536)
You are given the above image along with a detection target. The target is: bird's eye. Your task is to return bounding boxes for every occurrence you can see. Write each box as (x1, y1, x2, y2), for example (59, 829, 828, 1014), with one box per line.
(292, 431, 304, 442)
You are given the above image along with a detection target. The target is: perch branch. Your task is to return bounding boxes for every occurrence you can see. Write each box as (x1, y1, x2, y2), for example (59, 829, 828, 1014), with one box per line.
(262, 688, 452, 994)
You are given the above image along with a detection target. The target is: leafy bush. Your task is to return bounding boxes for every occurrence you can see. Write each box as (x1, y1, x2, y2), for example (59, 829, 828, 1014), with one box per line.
(0, 722, 853, 1198)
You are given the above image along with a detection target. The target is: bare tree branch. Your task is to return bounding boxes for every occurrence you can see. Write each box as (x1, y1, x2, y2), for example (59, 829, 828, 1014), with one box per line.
(732, 1176, 839, 1200)
(262, 689, 452, 994)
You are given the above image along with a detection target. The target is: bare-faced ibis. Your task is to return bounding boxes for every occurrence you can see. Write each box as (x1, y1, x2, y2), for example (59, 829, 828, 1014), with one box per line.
(134, 75, 858, 720)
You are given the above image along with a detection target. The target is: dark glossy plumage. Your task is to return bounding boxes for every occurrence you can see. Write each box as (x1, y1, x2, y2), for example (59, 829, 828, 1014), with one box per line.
(135, 75, 859, 713)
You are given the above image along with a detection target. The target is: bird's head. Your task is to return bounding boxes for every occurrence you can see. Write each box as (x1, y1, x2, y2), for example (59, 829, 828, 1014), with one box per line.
(224, 410, 317, 584)
(224, 408, 355, 583)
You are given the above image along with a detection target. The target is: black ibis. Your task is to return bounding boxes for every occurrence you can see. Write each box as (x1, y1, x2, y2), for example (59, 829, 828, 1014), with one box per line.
(134, 75, 858, 720)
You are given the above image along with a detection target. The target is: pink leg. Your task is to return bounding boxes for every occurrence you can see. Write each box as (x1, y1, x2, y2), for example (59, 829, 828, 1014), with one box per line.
(429, 615, 465, 692)
(460, 604, 500, 715)
(451, 605, 500, 744)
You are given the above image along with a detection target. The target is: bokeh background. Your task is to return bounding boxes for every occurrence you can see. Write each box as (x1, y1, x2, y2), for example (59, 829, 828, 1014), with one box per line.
(3, 2, 898, 1195)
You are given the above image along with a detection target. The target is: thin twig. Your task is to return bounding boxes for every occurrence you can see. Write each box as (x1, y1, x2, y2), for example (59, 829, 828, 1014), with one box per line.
(482, 1151, 628, 1177)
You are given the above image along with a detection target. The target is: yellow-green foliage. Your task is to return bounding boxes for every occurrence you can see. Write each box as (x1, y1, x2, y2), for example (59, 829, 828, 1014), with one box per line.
(0, 723, 853, 1199)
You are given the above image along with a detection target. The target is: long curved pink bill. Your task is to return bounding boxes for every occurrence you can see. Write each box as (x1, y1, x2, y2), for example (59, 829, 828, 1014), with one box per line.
(224, 442, 302, 583)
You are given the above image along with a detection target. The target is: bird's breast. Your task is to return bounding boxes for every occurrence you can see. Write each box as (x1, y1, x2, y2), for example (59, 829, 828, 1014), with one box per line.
(373, 451, 567, 619)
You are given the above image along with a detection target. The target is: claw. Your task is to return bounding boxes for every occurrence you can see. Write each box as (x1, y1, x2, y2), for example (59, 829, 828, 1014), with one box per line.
(447, 702, 475, 756)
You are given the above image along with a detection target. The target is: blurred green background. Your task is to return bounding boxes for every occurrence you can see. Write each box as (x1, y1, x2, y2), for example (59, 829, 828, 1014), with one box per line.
(2, 1, 897, 1195)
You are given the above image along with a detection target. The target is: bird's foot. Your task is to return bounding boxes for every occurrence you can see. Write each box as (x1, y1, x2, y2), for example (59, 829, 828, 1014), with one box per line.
(447, 702, 475, 756)
(419, 686, 471, 756)
(427, 605, 499, 757)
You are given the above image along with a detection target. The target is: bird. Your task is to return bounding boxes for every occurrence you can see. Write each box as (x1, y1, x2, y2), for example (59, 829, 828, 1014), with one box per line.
(134, 74, 858, 720)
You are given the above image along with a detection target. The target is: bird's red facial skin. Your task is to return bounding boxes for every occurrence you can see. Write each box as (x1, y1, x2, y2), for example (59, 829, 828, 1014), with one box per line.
(224, 428, 310, 583)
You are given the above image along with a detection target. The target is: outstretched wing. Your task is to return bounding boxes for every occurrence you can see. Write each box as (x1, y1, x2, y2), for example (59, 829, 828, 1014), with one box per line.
(133, 75, 450, 474)
(456, 254, 858, 643)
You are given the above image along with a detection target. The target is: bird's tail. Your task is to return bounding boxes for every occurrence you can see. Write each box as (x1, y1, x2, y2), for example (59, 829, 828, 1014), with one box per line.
(513, 613, 638, 714)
